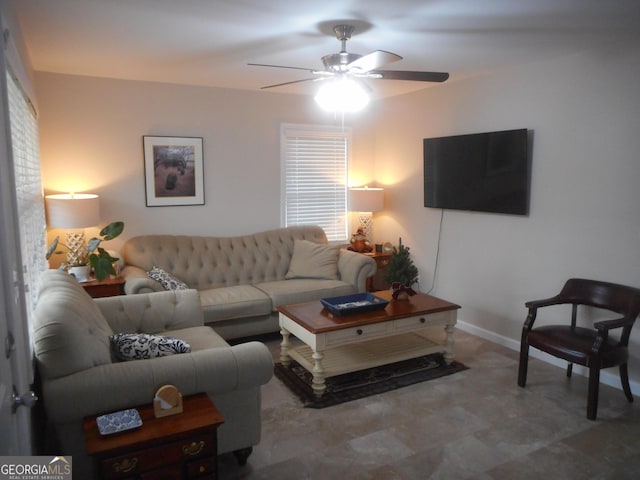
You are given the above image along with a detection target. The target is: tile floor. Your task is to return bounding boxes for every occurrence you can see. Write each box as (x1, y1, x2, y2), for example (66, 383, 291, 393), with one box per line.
(218, 330, 640, 479)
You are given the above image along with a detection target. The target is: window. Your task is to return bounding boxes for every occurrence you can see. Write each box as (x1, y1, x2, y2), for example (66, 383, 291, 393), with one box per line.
(281, 123, 350, 243)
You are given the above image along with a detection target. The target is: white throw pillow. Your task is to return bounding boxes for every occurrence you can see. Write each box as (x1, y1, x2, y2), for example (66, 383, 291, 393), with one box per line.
(147, 266, 189, 290)
(285, 239, 339, 280)
(110, 333, 191, 361)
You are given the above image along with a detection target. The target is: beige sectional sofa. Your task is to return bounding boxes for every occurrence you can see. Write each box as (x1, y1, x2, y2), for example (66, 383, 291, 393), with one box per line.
(33, 270, 273, 479)
(120, 226, 377, 339)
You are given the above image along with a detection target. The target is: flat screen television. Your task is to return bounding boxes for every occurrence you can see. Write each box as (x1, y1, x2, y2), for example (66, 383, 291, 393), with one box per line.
(423, 128, 530, 215)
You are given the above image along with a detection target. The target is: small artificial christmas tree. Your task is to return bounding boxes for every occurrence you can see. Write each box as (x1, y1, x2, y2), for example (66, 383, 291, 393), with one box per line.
(383, 238, 419, 299)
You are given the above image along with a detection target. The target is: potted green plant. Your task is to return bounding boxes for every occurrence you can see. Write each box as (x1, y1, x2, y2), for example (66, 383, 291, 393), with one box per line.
(46, 221, 124, 282)
(383, 237, 419, 300)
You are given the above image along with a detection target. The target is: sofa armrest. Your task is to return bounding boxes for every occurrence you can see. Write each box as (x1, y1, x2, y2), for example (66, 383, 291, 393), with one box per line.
(96, 289, 204, 333)
(337, 249, 377, 292)
(41, 341, 273, 423)
(121, 265, 164, 294)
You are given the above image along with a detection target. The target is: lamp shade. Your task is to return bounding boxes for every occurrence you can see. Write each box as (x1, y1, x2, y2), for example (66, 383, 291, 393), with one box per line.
(349, 187, 384, 212)
(45, 193, 100, 229)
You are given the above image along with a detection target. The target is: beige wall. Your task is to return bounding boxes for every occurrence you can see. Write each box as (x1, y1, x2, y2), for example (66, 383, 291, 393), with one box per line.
(371, 41, 640, 387)
(36, 72, 378, 252)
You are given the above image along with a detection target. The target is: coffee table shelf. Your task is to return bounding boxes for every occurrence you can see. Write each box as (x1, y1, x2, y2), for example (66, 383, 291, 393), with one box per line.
(287, 331, 441, 378)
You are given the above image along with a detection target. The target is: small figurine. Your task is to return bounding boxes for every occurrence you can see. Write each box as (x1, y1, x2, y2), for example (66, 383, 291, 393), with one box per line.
(348, 226, 373, 253)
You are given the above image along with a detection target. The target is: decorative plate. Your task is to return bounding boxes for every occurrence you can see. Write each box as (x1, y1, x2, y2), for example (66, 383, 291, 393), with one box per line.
(96, 408, 143, 435)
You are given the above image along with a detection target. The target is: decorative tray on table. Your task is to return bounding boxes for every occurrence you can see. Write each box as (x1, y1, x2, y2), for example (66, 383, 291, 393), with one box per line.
(320, 293, 389, 316)
(96, 408, 143, 435)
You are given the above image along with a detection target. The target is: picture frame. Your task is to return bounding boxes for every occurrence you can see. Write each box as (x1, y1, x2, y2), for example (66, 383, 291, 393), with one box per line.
(143, 136, 204, 206)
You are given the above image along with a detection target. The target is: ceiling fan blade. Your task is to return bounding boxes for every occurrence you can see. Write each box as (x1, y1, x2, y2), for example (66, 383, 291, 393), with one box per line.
(372, 70, 450, 82)
(260, 77, 316, 89)
(248, 63, 315, 73)
(347, 50, 402, 74)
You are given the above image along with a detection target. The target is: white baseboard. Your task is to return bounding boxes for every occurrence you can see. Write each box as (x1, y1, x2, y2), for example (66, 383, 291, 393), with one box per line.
(456, 319, 640, 396)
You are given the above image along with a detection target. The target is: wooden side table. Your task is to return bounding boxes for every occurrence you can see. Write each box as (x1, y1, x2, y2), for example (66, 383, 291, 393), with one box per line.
(364, 252, 392, 292)
(84, 393, 224, 480)
(82, 276, 125, 298)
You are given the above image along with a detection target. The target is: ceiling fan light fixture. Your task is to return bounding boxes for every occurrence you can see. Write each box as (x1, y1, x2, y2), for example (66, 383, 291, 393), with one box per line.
(314, 76, 370, 113)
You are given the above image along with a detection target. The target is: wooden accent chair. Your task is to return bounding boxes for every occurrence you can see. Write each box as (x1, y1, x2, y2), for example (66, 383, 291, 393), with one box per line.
(518, 278, 640, 420)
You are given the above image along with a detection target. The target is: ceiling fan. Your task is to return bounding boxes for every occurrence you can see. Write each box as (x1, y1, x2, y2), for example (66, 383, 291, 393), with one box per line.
(249, 24, 449, 90)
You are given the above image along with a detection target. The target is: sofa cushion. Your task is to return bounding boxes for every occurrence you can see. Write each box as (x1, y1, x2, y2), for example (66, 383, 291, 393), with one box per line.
(199, 285, 272, 322)
(285, 239, 339, 280)
(161, 326, 230, 351)
(148, 266, 189, 290)
(256, 279, 355, 308)
(110, 333, 191, 361)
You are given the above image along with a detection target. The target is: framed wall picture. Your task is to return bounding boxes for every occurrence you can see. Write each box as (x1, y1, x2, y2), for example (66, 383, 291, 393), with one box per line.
(143, 136, 205, 206)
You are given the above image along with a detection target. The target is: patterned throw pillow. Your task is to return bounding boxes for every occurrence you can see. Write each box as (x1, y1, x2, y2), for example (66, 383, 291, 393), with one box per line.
(147, 266, 189, 290)
(110, 333, 191, 361)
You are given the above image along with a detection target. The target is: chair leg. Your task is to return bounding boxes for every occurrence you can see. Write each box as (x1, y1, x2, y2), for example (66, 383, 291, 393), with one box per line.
(587, 366, 600, 421)
(620, 363, 634, 403)
(518, 340, 529, 387)
(566, 363, 573, 378)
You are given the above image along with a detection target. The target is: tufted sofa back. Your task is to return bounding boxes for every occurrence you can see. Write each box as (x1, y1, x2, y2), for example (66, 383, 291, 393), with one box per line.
(122, 226, 329, 290)
(33, 269, 114, 379)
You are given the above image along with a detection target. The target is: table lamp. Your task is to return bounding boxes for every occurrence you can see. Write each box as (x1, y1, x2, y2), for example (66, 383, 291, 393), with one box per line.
(45, 193, 100, 265)
(349, 186, 384, 241)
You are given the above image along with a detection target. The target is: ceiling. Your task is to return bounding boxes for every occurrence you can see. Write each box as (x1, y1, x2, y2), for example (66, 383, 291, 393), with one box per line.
(9, 0, 640, 99)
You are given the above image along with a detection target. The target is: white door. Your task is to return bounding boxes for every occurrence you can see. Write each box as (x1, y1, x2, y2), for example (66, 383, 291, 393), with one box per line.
(0, 286, 16, 452)
(0, 50, 36, 454)
(0, 182, 36, 456)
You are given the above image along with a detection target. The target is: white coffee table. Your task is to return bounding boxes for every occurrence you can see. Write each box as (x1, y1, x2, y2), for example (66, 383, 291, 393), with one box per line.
(277, 290, 460, 397)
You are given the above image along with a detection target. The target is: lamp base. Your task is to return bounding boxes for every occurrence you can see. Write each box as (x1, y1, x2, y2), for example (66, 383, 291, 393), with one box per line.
(357, 213, 373, 241)
(65, 231, 86, 266)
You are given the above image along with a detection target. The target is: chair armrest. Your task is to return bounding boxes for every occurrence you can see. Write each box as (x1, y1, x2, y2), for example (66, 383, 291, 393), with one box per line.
(121, 265, 164, 294)
(593, 316, 633, 332)
(522, 295, 565, 331)
(41, 341, 273, 423)
(95, 289, 204, 333)
(337, 249, 377, 292)
(525, 295, 564, 310)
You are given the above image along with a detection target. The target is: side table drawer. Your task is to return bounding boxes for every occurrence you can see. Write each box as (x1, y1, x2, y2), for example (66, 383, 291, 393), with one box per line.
(186, 456, 217, 478)
(102, 432, 215, 479)
(139, 464, 182, 480)
(323, 322, 390, 347)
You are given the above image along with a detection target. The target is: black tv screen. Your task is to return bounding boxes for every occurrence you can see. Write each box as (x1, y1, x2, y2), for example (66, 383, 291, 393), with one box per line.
(423, 128, 530, 215)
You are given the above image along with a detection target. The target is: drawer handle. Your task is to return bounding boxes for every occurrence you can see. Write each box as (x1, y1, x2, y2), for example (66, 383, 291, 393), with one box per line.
(183, 440, 206, 456)
(420, 317, 426, 324)
(113, 457, 138, 473)
(356, 329, 363, 335)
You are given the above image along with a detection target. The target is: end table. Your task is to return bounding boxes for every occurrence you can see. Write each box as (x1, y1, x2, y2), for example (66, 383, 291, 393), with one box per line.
(363, 251, 392, 291)
(84, 393, 224, 480)
(81, 276, 125, 298)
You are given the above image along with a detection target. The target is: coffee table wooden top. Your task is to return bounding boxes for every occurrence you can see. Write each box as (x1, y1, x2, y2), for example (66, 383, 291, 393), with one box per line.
(277, 290, 460, 334)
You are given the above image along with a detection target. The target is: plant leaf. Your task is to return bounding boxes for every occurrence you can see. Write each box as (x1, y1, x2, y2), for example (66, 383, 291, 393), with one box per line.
(46, 236, 60, 259)
(100, 221, 124, 241)
(89, 253, 117, 282)
(86, 237, 101, 252)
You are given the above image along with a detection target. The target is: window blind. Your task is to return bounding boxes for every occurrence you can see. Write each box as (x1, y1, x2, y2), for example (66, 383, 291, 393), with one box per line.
(6, 69, 46, 315)
(281, 124, 350, 243)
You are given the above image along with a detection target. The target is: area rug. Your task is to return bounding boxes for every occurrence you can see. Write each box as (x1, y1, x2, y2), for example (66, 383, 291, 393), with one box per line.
(274, 353, 468, 409)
